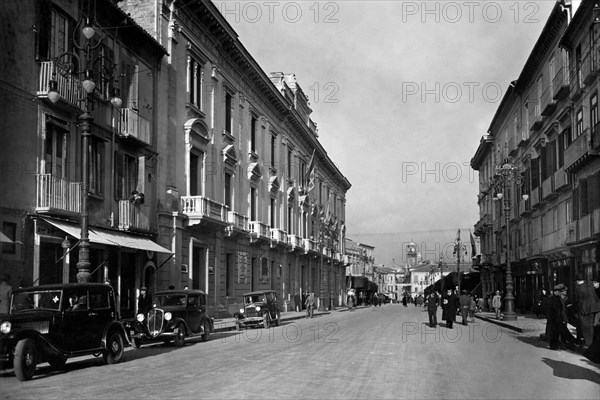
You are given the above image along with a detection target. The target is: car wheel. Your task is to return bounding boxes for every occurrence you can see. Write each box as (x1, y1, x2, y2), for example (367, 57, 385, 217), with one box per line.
(275, 310, 281, 326)
(173, 324, 185, 347)
(48, 356, 67, 369)
(201, 320, 211, 342)
(103, 331, 125, 364)
(14, 338, 38, 381)
(263, 313, 270, 329)
(131, 338, 142, 349)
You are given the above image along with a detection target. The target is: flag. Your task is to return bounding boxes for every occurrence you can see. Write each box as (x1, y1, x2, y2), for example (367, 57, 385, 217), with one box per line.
(469, 229, 477, 258)
(306, 149, 316, 193)
(456, 229, 461, 241)
(324, 190, 332, 223)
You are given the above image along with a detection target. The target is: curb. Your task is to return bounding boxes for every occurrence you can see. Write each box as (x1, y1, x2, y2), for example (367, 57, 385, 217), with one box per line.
(213, 311, 331, 333)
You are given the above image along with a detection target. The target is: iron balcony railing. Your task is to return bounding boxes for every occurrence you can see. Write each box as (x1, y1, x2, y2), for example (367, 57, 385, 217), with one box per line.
(37, 61, 85, 108)
(181, 196, 227, 223)
(118, 200, 150, 231)
(120, 108, 151, 145)
(36, 174, 81, 213)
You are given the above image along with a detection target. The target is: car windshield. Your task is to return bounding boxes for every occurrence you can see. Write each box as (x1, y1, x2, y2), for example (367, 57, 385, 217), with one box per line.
(11, 290, 63, 313)
(245, 295, 265, 304)
(153, 294, 187, 307)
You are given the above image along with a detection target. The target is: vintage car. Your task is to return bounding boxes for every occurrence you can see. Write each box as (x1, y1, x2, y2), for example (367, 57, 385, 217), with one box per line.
(235, 290, 281, 330)
(0, 283, 128, 381)
(126, 289, 213, 348)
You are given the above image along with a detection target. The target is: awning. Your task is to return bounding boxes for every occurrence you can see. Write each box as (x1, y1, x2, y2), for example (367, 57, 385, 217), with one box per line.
(42, 218, 172, 254)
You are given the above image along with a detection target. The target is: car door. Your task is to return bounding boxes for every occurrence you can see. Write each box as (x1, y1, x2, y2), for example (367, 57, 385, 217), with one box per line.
(62, 288, 96, 351)
(86, 287, 113, 348)
(186, 294, 202, 333)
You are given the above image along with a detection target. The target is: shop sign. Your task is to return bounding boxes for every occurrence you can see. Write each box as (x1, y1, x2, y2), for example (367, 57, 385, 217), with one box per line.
(36, 223, 63, 238)
(550, 258, 570, 269)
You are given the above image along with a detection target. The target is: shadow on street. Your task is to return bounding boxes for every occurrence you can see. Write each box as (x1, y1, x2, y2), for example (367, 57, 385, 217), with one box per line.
(541, 357, 600, 384)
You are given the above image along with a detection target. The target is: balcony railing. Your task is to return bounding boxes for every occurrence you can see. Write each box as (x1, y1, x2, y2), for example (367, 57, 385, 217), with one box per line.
(566, 221, 577, 243)
(181, 196, 227, 222)
(541, 229, 567, 253)
(581, 48, 598, 85)
(37, 61, 85, 108)
(249, 221, 270, 238)
(564, 128, 594, 170)
(120, 108, 151, 145)
(530, 186, 541, 208)
(541, 86, 556, 116)
(553, 66, 570, 101)
(579, 214, 592, 240)
(270, 228, 287, 244)
(554, 166, 569, 191)
(592, 122, 600, 151)
(528, 103, 543, 131)
(36, 174, 81, 213)
(542, 175, 555, 200)
(303, 238, 318, 253)
(118, 200, 149, 231)
(520, 196, 531, 216)
(593, 209, 600, 235)
(227, 211, 248, 231)
(288, 234, 302, 249)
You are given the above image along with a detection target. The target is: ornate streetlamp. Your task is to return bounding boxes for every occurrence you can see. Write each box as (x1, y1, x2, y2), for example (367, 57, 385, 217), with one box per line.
(47, 15, 121, 283)
(492, 158, 528, 321)
(453, 232, 467, 293)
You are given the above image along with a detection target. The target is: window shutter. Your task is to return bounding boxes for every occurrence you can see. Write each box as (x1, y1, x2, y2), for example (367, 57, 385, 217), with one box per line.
(35, 0, 50, 60)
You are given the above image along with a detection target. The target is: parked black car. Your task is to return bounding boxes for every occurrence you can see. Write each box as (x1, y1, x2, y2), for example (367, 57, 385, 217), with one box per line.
(126, 289, 213, 348)
(0, 283, 128, 381)
(235, 290, 281, 329)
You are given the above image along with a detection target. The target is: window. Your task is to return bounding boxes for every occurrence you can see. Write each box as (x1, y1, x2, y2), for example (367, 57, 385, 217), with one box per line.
(188, 56, 204, 109)
(2, 222, 17, 254)
(225, 93, 233, 133)
(88, 138, 104, 196)
(224, 172, 232, 208)
(115, 152, 138, 200)
(299, 159, 306, 187)
(44, 120, 68, 178)
(250, 116, 257, 153)
(250, 187, 257, 220)
(558, 130, 566, 167)
(287, 206, 294, 234)
(189, 150, 204, 196)
(580, 179, 589, 216)
(287, 148, 293, 180)
(120, 56, 139, 110)
(49, 9, 69, 61)
(576, 108, 583, 140)
(576, 45, 582, 89)
(591, 93, 598, 130)
(271, 135, 276, 168)
(270, 198, 276, 228)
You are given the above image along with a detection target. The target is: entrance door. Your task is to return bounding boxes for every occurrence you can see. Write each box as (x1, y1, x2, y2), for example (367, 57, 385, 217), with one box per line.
(192, 246, 206, 291)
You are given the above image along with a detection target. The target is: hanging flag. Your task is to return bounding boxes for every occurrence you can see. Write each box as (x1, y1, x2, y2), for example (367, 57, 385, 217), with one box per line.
(456, 229, 461, 241)
(469, 229, 477, 258)
(306, 149, 316, 193)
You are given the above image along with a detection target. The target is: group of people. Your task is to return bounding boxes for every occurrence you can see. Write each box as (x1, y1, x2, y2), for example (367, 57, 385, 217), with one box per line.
(424, 287, 478, 329)
(544, 274, 600, 361)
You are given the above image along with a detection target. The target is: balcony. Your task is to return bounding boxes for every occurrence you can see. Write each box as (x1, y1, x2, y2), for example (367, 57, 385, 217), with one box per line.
(288, 234, 302, 251)
(542, 175, 556, 201)
(530, 186, 543, 208)
(118, 200, 150, 231)
(226, 211, 248, 237)
(37, 61, 85, 108)
(530, 238, 541, 257)
(518, 129, 530, 147)
(553, 66, 570, 101)
(181, 196, 228, 229)
(581, 49, 598, 86)
(519, 196, 531, 217)
(508, 135, 518, 157)
(248, 221, 270, 243)
(270, 228, 287, 247)
(303, 238, 318, 254)
(120, 108, 151, 145)
(541, 229, 567, 253)
(565, 128, 597, 171)
(566, 221, 577, 243)
(540, 86, 557, 116)
(474, 214, 492, 234)
(528, 103, 543, 131)
(554, 166, 569, 192)
(36, 174, 81, 214)
(519, 242, 530, 259)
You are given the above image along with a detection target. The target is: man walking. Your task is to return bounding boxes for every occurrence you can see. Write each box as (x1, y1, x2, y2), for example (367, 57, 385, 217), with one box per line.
(574, 273, 600, 347)
(546, 284, 577, 351)
(427, 291, 439, 328)
(492, 290, 502, 320)
(459, 290, 470, 325)
(442, 288, 459, 329)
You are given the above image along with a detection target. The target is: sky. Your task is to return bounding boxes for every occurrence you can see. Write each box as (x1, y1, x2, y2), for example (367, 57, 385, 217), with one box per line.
(215, 0, 557, 266)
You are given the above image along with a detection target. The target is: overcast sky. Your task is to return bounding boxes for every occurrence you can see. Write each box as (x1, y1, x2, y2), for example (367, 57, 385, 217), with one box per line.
(216, 0, 557, 265)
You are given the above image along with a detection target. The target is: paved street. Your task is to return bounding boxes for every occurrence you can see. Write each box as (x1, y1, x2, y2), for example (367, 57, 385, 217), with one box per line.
(1, 305, 599, 400)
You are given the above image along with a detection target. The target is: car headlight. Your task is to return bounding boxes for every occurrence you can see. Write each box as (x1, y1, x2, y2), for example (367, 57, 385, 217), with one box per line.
(165, 312, 172, 321)
(239, 308, 244, 314)
(0, 321, 11, 334)
(136, 313, 145, 322)
(255, 306, 261, 312)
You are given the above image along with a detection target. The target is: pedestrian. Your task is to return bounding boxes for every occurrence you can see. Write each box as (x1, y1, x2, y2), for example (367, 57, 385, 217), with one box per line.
(347, 288, 356, 310)
(137, 286, 152, 314)
(468, 294, 477, 322)
(574, 273, 600, 347)
(427, 290, 440, 328)
(459, 290, 470, 325)
(546, 284, 578, 351)
(492, 290, 502, 320)
(442, 288, 459, 329)
(294, 293, 301, 312)
(0, 274, 13, 314)
(476, 296, 484, 313)
(373, 293, 379, 307)
(305, 293, 315, 318)
(402, 294, 407, 307)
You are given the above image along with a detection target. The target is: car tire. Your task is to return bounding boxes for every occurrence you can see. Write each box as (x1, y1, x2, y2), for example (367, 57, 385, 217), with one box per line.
(201, 320, 210, 342)
(14, 338, 38, 381)
(174, 324, 185, 347)
(48, 356, 67, 369)
(131, 338, 142, 350)
(103, 331, 125, 364)
(263, 313, 270, 329)
(275, 310, 281, 326)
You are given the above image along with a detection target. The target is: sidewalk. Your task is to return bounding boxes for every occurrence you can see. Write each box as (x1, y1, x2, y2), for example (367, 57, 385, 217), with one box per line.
(212, 308, 333, 333)
(474, 311, 548, 334)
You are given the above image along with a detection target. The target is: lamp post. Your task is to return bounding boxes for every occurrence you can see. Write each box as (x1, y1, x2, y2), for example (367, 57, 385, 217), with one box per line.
(453, 235, 467, 293)
(438, 255, 446, 293)
(493, 159, 527, 321)
(47, 15, 121, 283)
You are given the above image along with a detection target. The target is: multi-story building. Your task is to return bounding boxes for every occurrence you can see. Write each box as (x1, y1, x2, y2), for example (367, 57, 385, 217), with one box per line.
(0, 0, 168, 318)
(118, 0, 351, 316)
(471, 0, 599, 313)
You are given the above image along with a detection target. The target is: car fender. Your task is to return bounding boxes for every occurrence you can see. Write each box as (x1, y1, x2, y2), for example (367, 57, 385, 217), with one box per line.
(165, 317, 189, 336)
(200, 315, 214, 332)
(3, 329, 65, 360)
(102, 321, 129, 348)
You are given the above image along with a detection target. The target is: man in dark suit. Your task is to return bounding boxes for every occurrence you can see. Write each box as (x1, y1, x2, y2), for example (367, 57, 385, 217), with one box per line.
(137, 286, 152, 314)
(427, 291, 440, 328)
(574, 273, 600, 347)
(442, 288, 459, 329)
(546, 284, 577, 351)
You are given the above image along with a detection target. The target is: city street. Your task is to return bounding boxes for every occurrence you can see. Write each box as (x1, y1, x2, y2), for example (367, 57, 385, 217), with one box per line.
(1, 305, 598, 399)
